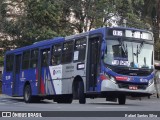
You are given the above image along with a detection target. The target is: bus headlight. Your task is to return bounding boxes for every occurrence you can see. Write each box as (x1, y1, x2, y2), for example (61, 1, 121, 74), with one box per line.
(148, 79, 154, 86)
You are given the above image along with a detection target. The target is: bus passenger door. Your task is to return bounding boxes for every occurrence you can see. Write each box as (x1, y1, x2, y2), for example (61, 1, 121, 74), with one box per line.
(38, 48, 50, 95)
(87, 36, 101, 92)
(13, 54, 21, 96)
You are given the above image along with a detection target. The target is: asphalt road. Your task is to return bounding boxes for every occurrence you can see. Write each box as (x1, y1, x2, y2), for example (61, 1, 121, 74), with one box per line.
(0, 94, 160, 120)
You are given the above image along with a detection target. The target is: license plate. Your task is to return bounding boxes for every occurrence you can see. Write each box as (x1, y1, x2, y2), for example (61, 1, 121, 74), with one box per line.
(129, 86, 138, 90)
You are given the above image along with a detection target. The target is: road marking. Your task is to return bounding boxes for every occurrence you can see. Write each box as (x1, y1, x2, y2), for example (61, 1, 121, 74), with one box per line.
(96, 106, 128, 109)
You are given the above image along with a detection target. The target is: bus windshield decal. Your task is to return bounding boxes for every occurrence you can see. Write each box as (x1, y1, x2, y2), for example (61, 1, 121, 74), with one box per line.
(112, 58, 130, 66)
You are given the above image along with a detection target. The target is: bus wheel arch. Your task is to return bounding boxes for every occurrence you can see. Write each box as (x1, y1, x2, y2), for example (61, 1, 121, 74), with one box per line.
(23, 81, 33, 103)
(72, 76, 86, 104)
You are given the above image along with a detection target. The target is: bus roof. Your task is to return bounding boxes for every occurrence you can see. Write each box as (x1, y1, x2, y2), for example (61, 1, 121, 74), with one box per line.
(65, 27, 106, 40)
(6, 37, 64, 54)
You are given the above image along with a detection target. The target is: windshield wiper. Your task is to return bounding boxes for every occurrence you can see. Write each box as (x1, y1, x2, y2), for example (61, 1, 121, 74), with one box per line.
(138, 41, 144, 54)
(118, 38, 128, 56)
(133, 42, 144, 63)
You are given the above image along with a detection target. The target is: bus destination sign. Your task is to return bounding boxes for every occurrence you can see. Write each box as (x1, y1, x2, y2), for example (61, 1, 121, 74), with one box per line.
(108, 29, 153, 40)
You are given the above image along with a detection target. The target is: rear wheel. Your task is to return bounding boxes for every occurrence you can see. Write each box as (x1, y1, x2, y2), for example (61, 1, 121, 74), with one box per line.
(78, 81, 86, 104)
(118, 95, 126, 105)
(24, 84, 33, 103)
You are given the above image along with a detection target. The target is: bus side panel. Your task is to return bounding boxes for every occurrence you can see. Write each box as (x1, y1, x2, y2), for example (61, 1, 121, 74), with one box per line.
(48, 64, 75, 95)
(61, 63, 86, 94)
(41, 67, 56, 95)
(29, 69, 38, 95)
(19, 69, 38, 96)
(61, 64, 73, 95)
(2, 72, 13, 96)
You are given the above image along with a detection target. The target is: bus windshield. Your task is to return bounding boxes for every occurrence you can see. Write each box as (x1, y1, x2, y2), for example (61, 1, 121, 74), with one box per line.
(104, 39, 154, 70)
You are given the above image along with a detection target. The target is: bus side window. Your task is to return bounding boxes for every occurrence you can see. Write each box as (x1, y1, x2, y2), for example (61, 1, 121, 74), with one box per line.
(62, 41, 74, 64)
(6, 54, 14, 72)
(30, 49, 39, 68)
(74, 38, 86, 62)
(42, 49, 50, 67)
(52, 44, 62, 65)
(22, 51, 30, 70)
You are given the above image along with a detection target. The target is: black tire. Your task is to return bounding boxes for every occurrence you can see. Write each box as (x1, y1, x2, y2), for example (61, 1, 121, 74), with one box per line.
(78, 81, 86, 104)
(24, 84, 33, 103)
(73, 85, 78, 99)
(118, 95, 126, 105)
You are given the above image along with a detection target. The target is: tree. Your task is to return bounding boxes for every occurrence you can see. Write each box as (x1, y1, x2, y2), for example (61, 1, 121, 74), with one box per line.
(62, 0, 117, 33)
(115, 0, 149, 29)
(14, 0, 74, 47)
(0, 0, 74, 48)
(141, 0, 160, 60)
(0, 0, 24, 50)
(142, 0, 159, 41)
(0, 0, 158, 49)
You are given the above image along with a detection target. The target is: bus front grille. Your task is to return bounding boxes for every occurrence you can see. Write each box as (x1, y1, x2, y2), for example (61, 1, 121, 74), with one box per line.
(117, 82, 148, 90)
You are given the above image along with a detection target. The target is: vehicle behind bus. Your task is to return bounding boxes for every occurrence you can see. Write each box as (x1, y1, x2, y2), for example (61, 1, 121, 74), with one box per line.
(2, 27, 155, 104)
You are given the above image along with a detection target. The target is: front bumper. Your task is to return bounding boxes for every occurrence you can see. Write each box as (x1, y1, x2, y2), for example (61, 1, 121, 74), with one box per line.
(101, 80, 156, 97)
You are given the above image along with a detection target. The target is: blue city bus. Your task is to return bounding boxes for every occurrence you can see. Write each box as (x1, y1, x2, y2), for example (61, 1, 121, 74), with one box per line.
(2, 27, 155, 104)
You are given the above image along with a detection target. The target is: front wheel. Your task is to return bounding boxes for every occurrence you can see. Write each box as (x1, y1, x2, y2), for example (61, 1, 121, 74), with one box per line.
(24, 84, 33, 103)
(118, 95, 126, 105)
(78, 81, 86, 104)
